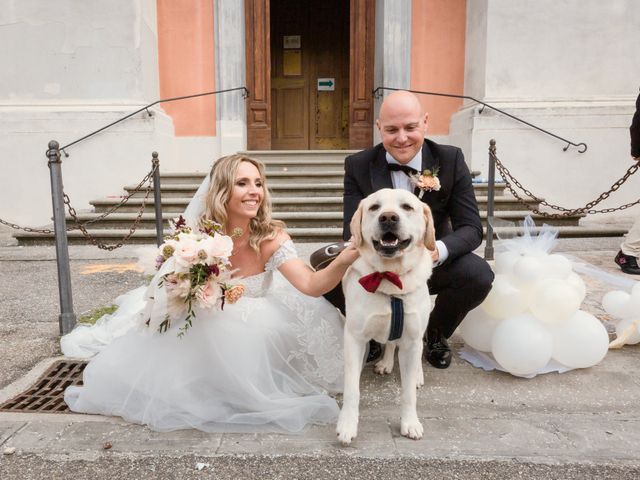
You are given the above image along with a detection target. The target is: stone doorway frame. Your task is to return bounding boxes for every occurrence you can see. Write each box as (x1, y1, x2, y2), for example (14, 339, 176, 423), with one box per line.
(244, 0, 375, 150)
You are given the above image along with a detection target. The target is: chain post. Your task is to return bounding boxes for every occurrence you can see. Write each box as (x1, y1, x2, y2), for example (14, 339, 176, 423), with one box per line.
(47, 140, 77, 335)
(152, 152, 163, 246)
(484, 139, 496, 261)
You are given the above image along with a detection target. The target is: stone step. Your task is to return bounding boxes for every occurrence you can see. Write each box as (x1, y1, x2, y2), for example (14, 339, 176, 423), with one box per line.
(92, 193, 535, 215)
(92, 197, 348, 213)
(160, 163, 346, 184)
(65, 209, 583, 230)
(471, 181, 507, 196)
(14, 227, 343, 245)
(126, 182, 344, 198)
(127, 182, 507, 200)
(131, 174, 346, 197)
(239, 149, 358, 162)
(64, 212, 343, 229)
(14, 224, 627, 246)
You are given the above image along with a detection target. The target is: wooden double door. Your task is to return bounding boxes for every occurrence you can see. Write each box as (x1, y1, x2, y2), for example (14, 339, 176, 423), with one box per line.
(270, 0, 349, 149)
(245, 0, 374, 151)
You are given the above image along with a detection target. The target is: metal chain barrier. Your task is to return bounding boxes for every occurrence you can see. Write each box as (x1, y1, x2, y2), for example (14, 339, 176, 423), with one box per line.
(491, 150, 640, 218)
(0, 217, 55, 234)
(0, 165, 158, 239)
(63, 163, 157, 251)
(68, 166, 158, 230)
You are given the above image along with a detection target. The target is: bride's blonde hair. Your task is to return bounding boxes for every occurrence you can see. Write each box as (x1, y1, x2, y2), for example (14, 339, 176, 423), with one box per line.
(202, 154, 285, 251)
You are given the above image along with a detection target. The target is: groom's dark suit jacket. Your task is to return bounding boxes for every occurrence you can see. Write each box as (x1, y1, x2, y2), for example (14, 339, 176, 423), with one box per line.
(343, 139, 483, 265)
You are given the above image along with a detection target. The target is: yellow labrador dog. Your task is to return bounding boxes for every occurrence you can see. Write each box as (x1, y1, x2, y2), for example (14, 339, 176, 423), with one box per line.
(337, 188, 435, 445)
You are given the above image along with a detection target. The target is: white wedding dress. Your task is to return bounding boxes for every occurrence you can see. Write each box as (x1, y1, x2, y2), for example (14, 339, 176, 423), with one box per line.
(64, 240, 345, 433)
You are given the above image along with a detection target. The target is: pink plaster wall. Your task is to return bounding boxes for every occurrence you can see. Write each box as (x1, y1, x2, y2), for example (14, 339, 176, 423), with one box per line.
(157, 0, 216, 136)
(411, 0, 466, 135)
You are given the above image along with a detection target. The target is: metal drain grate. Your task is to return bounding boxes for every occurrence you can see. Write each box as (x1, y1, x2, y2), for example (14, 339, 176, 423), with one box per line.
(0, 360, 87, 413)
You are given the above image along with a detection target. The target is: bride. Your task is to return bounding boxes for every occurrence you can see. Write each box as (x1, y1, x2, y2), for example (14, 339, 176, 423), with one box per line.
(63, 154, 358, 433)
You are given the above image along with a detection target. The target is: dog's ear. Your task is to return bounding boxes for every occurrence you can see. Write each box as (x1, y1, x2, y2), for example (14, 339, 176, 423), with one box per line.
(422, 203, 436, 251)
(349, 201, 364, 249)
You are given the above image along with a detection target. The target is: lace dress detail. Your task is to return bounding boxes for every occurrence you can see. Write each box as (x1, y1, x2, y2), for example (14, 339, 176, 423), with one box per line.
(266, 240, 342, 387)
(236, 240, 296, 298)
(63, 238, 344, 433)
(219, 240, 343, 388)
(265, 239, 298, 271)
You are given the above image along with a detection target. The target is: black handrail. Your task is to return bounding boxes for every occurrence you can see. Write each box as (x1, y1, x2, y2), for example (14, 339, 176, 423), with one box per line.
(373, 87, 587, 153)
(59, 86, 250, 155)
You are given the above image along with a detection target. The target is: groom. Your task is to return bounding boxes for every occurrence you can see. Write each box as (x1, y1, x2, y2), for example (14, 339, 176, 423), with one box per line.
(326, 90, 494, 369)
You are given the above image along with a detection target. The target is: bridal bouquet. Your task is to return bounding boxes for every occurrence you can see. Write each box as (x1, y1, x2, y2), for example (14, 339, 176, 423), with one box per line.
(154, 216, 244, 337)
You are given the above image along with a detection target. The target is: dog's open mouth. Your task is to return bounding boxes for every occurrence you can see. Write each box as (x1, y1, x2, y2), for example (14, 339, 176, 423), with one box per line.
(372, 232, 412, 256)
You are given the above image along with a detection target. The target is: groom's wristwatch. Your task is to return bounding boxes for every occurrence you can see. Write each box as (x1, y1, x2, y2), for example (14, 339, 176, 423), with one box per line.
(310, 242, 351, 271)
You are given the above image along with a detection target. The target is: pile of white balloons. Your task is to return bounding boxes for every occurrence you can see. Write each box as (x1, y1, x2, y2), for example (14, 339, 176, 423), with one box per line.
(460, 249, 609, 377)
(601, 282, 640, 346)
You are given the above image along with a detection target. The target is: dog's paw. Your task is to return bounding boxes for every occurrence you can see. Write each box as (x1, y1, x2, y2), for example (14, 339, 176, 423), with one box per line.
(374, 360, 393, 375)
(400, 418, 424, 440)
(336, 413, 358, 446)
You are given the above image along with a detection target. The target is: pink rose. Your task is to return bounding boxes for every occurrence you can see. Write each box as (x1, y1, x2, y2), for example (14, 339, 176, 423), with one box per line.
(416, 175, 441, 192)
(197, 279, 222, 309)
(165, 274, 191, 300)
(224, 284, 245, 304)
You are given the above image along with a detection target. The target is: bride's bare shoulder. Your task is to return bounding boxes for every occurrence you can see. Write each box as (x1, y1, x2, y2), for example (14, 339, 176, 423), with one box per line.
(259, 228, 291, 260)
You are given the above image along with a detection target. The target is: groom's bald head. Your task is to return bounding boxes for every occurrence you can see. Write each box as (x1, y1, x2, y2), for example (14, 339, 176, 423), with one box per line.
(376, 91, 429, 164)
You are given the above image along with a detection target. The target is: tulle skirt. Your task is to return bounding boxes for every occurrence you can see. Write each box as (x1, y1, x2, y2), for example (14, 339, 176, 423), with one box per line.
(65, 282, 344, 433)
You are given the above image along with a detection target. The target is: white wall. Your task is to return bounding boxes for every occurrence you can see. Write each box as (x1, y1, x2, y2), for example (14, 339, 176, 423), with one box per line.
(450, 0, 640, 223)
(0, 0, 180, 226)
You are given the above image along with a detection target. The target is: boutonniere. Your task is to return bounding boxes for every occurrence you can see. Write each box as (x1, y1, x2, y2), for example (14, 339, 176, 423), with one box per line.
(410, 168, 441, 199)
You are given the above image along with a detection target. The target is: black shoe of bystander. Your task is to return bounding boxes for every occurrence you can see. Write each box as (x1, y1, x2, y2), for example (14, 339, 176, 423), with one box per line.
(615, 250, 640, 275)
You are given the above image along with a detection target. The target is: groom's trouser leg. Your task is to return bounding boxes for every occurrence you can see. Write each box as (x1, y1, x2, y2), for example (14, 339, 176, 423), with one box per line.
(323, 283, 346, 315)
(427, 252, 494, 339)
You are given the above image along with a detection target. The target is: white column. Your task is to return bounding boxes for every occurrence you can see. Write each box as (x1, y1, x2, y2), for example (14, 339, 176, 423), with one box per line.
(373, 0, 412, 143)
(214, 0, 247, 155)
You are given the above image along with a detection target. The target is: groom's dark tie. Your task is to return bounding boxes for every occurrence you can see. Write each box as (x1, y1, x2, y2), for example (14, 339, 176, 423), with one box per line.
(386, 163, 418, 177)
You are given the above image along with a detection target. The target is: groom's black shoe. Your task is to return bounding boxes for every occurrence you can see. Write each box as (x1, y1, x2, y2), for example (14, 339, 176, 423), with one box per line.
(366, 340, 383, 363)
(424, 330, 452, 369)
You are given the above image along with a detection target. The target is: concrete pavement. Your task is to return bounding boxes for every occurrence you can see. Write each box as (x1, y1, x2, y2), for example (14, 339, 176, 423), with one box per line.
(1, 225, 639, 479)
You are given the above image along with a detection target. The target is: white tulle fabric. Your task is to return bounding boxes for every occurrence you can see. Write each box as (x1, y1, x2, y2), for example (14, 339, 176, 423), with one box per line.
(64, 240, 345, 433)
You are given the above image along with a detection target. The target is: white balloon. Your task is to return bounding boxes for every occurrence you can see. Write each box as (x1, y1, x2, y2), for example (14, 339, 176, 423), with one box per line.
(543, 254, 573, 280)
(491, 314, 553, 376)
(529, 279, 582, 324)
(494, 251, 521, 276)
(601, 290, 631, 318)
(460, 308, 502, 352)
(565, 272, 587, 303)
(550, 310, 609, 368)
(480, 274, 528, 319)
(615, 318, 640, 345)
(511, 256, 546, 288)
(623, 289, 640, 319)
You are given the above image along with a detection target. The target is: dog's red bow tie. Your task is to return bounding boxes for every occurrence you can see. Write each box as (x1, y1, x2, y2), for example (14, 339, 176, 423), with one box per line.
(358, 271, 403, 293)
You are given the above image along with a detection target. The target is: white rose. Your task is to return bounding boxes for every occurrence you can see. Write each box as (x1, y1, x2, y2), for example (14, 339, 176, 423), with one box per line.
(201, 234, 234, 261)
(173, 236, 200, 269)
